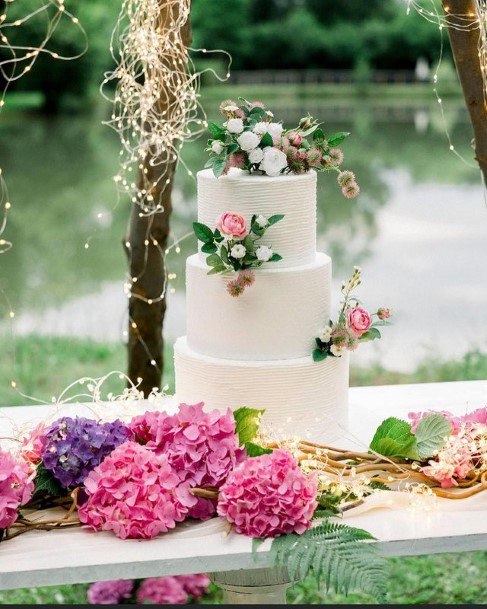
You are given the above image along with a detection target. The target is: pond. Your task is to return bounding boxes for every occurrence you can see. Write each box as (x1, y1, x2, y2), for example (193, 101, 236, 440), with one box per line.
(0, 96, 486, 372)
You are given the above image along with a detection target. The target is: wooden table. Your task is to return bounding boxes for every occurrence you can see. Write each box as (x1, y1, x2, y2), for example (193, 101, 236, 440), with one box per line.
(1, 380, 486, 604)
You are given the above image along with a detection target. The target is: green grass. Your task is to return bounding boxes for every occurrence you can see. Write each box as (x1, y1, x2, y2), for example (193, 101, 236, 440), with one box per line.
(0, 335, 486, 604)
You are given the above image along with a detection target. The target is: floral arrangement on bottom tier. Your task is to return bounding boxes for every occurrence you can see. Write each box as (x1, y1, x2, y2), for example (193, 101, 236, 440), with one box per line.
(2, 383, 487, 602)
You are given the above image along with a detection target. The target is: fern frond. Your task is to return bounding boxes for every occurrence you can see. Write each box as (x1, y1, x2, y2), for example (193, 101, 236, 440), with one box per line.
(269, 521, 388, 601)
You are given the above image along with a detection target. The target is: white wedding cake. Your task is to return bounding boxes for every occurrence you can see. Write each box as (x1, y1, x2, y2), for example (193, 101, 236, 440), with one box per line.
(174, 169, 349, 440)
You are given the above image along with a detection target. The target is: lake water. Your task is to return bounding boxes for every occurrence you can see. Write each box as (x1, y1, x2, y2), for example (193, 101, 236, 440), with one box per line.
(1, 97, 486, 372)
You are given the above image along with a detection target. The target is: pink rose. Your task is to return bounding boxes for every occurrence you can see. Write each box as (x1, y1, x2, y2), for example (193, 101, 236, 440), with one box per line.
(377, 307, 391, 320)
(217, 212, 247, 240)
(288, 132, 302, 147)
(346, 307, 371, 336)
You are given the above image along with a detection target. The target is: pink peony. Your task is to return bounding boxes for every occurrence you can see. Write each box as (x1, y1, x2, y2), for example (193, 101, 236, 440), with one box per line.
(288, 131, 302, 147)
(0, 448, 34, 530)
(346, 306, 372, 336)
(217, 211, 247, 240)
(377, 307, 391, 320)
(87, 580, 134, 604)
(21, 422, 47, 464)
(78, 441, 188, 540)
(136, 577, 187, 605)
(130, 403, 245, 520)
(177, 573, 211, 599)
(217, 449, 318, 538)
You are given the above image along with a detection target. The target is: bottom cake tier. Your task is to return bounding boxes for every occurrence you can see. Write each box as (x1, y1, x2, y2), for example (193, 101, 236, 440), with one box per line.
(174, 336, 349, 442)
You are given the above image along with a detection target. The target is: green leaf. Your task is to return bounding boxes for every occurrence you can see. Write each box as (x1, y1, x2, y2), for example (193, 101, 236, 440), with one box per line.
(369, 417, 419, 460)
(245, 442, 273, 457)
(201, 242, 217, 254)
(233, 406, 265, 445)
(269, 522, 388, 601)
(227, 142, 239, 154)
(260, 132, 273, 148)
(208, 121, 225, 138)
(300, 123, 320, 137)
(193, 222, 214, 244)
(327, 132, 350, 147)
(220, 246, 230, 265)
(313, 348, 329, 362)
(206, 253, 223, 267)
(313, 128, 325, 141)
(267, 214, 284, 226)
(212, 157, 227, 178)
(359, 327, 381, 342)
(269, 253, 282, 262)
(33, 464, 65, 498)
(214, 228, 223, 242)
(242, 235, 255, 253)
(415, 414, 452, 459)
(207, 265, 226, 275)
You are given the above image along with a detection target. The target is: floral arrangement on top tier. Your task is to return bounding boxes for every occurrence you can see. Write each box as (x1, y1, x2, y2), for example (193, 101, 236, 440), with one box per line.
(206, 98, 360, 199)
(3, 378, 487, 601)
(313, 266, 392, 362)
(193, 211, 283, 297)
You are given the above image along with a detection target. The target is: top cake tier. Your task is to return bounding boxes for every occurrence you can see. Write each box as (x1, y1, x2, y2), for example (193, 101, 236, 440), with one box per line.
(197, 169, 317, 268)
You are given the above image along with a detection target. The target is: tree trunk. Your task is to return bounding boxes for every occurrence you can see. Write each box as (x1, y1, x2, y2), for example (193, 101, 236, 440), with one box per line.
(442, 0, 487, 182)
(126, 4, 191, 395)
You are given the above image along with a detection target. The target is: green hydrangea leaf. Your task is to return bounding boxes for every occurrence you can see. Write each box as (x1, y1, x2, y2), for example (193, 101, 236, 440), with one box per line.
(369, 417, 419, 460)
(245, 442, 273, 457)
(233, 406, 265, 445)
(415, 413, 452, 459)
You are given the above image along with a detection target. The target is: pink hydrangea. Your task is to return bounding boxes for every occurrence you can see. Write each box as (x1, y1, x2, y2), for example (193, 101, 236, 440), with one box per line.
(217, 449, 318, 538)
(422, 432, 473, 488)
(177, 573, 211, 599)
(78, 441, 188, 539)
(21, 422, 47, 464)
(130, 403, 245, 520)
(87, 580, 134, 604)
(0, 448, 34, 530)
(136, 577, 187, 605)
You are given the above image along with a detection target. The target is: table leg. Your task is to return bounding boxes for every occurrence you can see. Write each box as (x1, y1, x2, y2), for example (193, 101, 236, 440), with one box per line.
(211, 567, 294, 605)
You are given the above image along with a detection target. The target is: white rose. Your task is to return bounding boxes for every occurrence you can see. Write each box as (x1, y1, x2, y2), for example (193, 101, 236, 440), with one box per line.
(255, 245, 273, 262)
(253, 121, 268, 135)
(237, 131, 260, 151)
(211, 140, 224, 154)
(267, 122, 283, 138)
(255, 214, 267, 228)
(259, 146, 288, 177)
(248, 147, 264, 164)
(227, 118, 244, 134)
(230, 244, 246, 259)
(330, 344, 346, 357)
(318, 326, 332, 342)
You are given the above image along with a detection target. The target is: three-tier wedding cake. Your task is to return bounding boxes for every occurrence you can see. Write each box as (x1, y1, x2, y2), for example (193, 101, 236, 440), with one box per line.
(174, 169, 349, 439)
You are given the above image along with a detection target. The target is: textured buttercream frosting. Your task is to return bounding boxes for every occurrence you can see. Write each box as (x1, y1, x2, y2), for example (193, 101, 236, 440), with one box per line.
(186, 252, 332, 361)
(174, 337, 349, 442)
(197, 169, 317, 268)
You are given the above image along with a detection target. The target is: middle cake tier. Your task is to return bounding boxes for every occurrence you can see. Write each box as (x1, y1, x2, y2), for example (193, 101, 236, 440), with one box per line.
(186, 252, 331, 361)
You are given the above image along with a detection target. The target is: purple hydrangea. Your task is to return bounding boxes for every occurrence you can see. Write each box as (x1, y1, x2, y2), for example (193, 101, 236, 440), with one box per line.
(87, 579, 134, 604)
(41, 417, 132, 488)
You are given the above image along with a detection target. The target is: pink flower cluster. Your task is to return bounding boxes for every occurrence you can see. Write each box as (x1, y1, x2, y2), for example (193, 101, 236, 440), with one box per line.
(227, 269, 255, 297)
(87, 579, 135, 604)
(130, 403, 245, 519)
(409, 407, 487, 435)
(21, 422, 46, 464)
(217, 449, 318, 538)
(78, 441, 187, 539)
(0, 448, 34, 530)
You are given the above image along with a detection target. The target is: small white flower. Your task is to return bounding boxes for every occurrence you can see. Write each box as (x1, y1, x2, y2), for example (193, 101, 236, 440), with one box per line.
(248, 147, 264, 164)
(211, 140, 224, 154)
(267, 122, 283, 138)
(330, 344, 347, 357)
(255, 245, 273, 262)
(253, 121, 268, 135)
(255, 214, 268, 228)
(318, 326, 332, 342)
(237, 131, 260, 151)
(230, 244, 246, 259)
(227, 118, 244, 134)
(259, 146, 288, 177)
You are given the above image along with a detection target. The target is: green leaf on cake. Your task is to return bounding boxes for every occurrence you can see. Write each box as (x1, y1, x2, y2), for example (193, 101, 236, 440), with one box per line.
(208, 121, 226, 139)
(243, 235, 255, 253)
(415, 413, 452, 459)
(313, 348, 329, 362)
(369, 417, 419, 460)
(201, 242, 217, 254)
(212, 157, 228, 178)
(233, 406, 265, 445)
(260, 132, 274, 148)
(245, 442, 273, 457)
(207, 266, 226, 275)
(206, 253, 223, 267)
(269, 253, 282, 262)
(267, 214, 284, 226)
(193, 222, 214, 243)
(220, 246, 230, 264)
(327, 131, 350, 147)
(359, 327, 381, 342)
(214, 228, 223, 242)
(227, 142, 240, 154)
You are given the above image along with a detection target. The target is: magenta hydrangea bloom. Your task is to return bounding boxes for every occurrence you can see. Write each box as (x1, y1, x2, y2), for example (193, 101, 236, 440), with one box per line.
(0, 448, 34, 530)
(130, 403, 245, 520)
(217, 449, 318, 538)
(136, 577, 187, 605)
(78, 441, 188, 539)
(177, 573, 211, 599)
(87, 579, 134, 604)
(42, 417, 132, 488)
